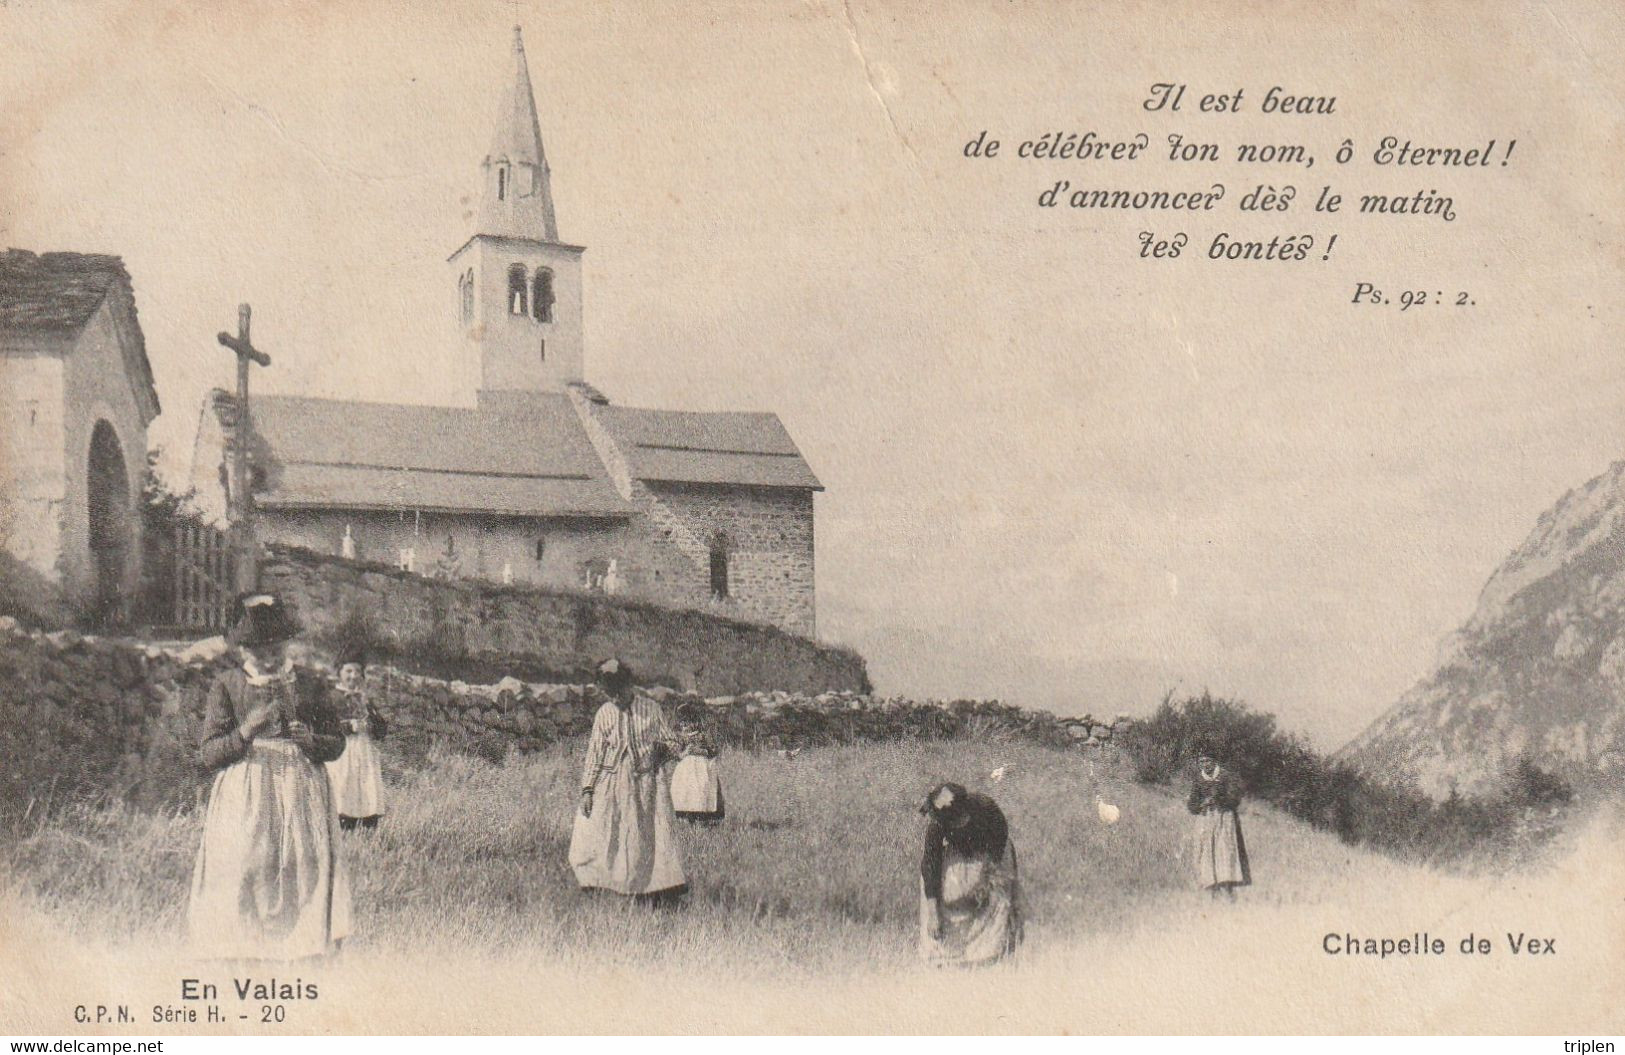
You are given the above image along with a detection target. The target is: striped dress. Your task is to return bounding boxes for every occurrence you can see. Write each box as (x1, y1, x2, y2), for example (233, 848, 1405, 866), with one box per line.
(567, 696, 687, 895)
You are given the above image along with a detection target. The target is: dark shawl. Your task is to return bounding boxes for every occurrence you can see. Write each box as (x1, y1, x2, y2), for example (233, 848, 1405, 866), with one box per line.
(921, 791, 1009, 900)
(200, 666, 346, 774)
(1187, 764, 1251, 884)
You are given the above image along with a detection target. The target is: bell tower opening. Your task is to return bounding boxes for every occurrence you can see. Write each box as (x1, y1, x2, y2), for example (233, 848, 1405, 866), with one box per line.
(507, 264, 528, 315)
(532, 269, 553, 322)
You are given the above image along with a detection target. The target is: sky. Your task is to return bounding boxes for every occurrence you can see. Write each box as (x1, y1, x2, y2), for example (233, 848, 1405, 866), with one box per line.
(3, 0, 1621, 748)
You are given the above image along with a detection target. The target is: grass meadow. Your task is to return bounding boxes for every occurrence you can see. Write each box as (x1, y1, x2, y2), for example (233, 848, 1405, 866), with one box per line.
(3, 737, 1623, 1034)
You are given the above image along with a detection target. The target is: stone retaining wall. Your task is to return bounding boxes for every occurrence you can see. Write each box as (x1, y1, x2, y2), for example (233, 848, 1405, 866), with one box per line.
(260, 544, 866, 696)
(0, 618, 1126, 823)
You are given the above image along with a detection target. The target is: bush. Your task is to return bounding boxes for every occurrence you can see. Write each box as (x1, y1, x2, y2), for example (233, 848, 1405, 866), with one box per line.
(1119, 689, 1574, 866)
(134, 449, 197, 628)
(1117, 689, 1310, 797)
(325, 605, 389, 665)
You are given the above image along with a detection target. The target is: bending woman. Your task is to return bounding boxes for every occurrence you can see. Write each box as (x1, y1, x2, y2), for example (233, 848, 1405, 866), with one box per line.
(188, 594, 351, 959)
(918, 782, 1022, 966)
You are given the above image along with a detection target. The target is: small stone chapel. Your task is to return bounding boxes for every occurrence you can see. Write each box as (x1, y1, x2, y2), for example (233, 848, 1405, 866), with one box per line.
(0, 250, 160, 622)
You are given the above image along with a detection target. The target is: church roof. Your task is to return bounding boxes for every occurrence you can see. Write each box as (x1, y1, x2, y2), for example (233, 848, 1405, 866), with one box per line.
(239, 392, 633, 517)
(476, 27, 560, 243)
(597, 405, 824, 491)
(0, 249, 160, 415)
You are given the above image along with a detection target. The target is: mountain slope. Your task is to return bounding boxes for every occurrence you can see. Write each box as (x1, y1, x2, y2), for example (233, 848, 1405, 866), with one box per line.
(1340, 460, 1625, 797)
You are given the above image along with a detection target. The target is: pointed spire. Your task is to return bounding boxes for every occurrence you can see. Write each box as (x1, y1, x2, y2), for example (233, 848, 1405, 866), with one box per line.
(477, 26, 559, 242)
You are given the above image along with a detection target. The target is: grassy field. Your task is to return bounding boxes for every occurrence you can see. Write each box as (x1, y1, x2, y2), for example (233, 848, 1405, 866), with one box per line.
(3, 737, 1622, 1034)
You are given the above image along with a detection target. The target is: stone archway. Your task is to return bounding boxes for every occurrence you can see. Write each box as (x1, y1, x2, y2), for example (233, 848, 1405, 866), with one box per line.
(86, 419, 131, 624)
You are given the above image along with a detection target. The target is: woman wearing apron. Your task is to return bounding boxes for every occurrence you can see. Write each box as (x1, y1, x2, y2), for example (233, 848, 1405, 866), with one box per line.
(568, 659, 688, 904)
(1187, 753, 1252, 898)
(187, 594, 351, 960)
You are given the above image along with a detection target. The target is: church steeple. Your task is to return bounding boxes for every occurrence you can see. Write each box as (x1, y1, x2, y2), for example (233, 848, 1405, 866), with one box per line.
(477, 26, 559, 243)
(452, 27, 586, 397)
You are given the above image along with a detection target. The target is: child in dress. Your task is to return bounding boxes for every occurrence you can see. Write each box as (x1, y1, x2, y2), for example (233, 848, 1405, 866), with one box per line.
(326, 646, 387, 832)
(669, 704, 725, 826)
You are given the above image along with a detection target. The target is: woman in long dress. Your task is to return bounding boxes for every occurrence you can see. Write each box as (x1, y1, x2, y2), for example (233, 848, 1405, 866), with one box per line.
(325, 647, 387, 832)
(918, 782, 1022, 967)
(567, 659, 687, 903)
(188, 594, 351, 959)
(1187, 754, 1252, 897)
(669, 705, 725, 826)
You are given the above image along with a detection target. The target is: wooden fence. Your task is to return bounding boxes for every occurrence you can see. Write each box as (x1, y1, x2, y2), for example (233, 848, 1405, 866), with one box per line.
(173, 518, 231, 631)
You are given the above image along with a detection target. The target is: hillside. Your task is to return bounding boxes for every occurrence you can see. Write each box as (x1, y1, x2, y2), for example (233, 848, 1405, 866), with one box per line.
(4, 737, 1619, 1033)
(1340, 460, 1625, 797)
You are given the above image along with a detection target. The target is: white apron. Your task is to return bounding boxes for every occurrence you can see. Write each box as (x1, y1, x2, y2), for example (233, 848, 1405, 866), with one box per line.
(326, 731, 385, 818)
(1192, 807, 1251, 889)
(670, 755, 722, 814)
(189, 739, 352, 959)
(919, 841, 1022, 966)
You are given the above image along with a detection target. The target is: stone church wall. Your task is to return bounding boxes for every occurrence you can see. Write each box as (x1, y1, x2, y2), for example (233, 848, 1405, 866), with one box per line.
(258, 544, 862, 696)
(632, 482, 817, 636)
(258, 508, 630, 593)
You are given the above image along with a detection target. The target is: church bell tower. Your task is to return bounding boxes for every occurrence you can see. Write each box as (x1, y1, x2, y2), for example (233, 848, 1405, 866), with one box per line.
(452, 27, 585, 396)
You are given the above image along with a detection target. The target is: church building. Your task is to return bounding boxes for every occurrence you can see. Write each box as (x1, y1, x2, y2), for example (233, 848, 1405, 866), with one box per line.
(189, 29, 821, 636)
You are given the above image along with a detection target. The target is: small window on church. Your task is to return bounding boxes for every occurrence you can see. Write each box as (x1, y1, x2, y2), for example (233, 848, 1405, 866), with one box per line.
(709, 535, 730, 600)
(534, 538, 545, 562)
(497, 165, 508, 201)
(532, 269, 554, 322)
(459, 269, 474, 324)
(508, 265, 527, 315)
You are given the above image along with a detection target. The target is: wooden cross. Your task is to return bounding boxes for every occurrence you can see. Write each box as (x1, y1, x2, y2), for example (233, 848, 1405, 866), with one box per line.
(217, 303, 271, 595)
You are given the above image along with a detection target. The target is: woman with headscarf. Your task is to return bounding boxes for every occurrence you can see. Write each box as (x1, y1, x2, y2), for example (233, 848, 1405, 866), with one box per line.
(188, 594, 351, 959)
(567, 659, 688, 903)
(325, 645, 387, 832)
(1187, 753, 1252, 897)
(918, 781, 1022, 967)
(669, 702, 725, 826)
